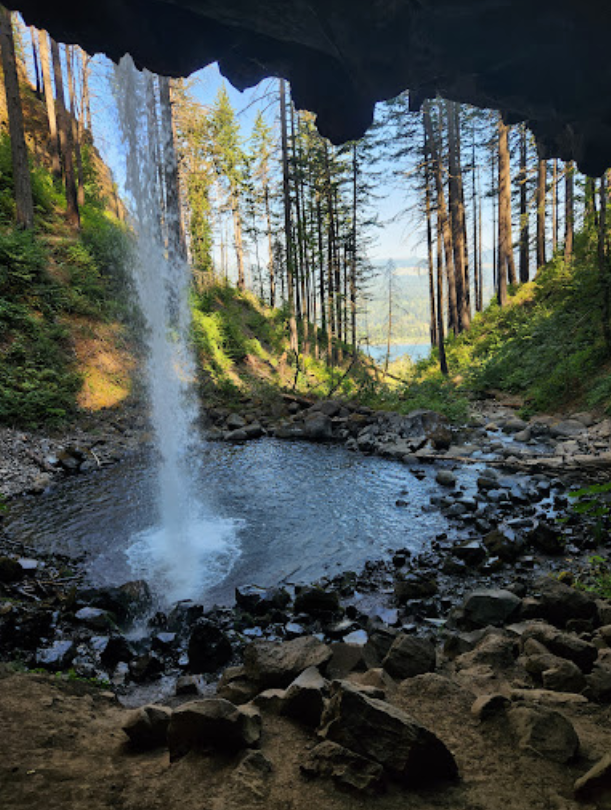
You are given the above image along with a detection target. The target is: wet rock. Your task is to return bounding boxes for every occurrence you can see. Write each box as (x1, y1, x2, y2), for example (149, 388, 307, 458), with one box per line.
(226, 413, 247, 430)
(167, 699, 262, 761)
(91, 635, 132, 669)
(235, 584, 291, 616)
(382, 634, 436, 680)
(225, 428, 248, 441)
(166, 600, 204, 632)
(36, 639, 76, 670)
(294, 587, 341, 617)
(283, 666, 328, 726)
(435, 470, 456, 487)
(527, 522, 565, 555)
(74, 607, 115, 631)
(318, 680, 458, 786)
(76, 581, 152, 625)
(550, 419, 587, 438)
(471, 693, 510, 721)
(574, 753, 611, 802)
(303, 412, 333, 442)
(188, 619, 233, 673)
(0, 556, 24, 583)
(452, 540, 486, 567)
(507, 706, 579, 763)
(129, 653, 163, 683)
(301, 740, 385, 794)
(483, 530, 523, 563)
(122, 704, 172, 750)
(462, 589, 522, 628)
(152, 631, 177, 652)
(244, 636, 332, 689)
(176, 675, 200, 696)
(394, 573, 438, 602)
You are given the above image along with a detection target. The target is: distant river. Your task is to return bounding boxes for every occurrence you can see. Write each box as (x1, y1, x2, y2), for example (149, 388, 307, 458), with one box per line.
(365, 343, 431, 365)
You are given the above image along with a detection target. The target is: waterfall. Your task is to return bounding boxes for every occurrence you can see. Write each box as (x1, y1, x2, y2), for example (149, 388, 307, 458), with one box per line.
(112, 56, 240, 604)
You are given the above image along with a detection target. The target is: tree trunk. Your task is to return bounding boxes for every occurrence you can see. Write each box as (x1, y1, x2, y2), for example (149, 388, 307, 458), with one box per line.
(436, 193, 448, 375)
(158, 76, 186, 261)
(265, 186, 275, 307)
(0, 6, 34, 229)
(423, 102, 459, 335)
(446, 100, 470, 331)
(425, 149, 437, 347)
(50, 37, 79, 228)
(552, 158, 558, 253)
(279, 79, 298, 354)
(519, 123, 530, 282)
(564, 161, 574, 264)
(38, 30, 60, 179)
(65, 45, 85, 208)
(497, 118, 516, 303)
(471, 129, 479, 314)
(599, 173, 610, 351)
(29, 26, 41, 96)
(79, 47, 91, 131)
(536, 159, 547, 268)
(350, 143, 358, 354)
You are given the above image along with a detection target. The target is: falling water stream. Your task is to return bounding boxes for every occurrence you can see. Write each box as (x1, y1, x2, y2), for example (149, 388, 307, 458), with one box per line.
(112, 57, 241, 604)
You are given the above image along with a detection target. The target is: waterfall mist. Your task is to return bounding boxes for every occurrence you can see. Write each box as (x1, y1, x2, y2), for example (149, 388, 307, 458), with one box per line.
(113, 56, 241, 604)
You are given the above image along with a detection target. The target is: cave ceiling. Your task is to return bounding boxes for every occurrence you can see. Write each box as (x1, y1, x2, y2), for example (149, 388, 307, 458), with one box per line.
(9, 0, 611, 175)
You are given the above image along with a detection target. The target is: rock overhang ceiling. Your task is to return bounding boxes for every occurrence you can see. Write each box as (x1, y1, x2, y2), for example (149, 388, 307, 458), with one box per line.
(9, 0, 611, 175)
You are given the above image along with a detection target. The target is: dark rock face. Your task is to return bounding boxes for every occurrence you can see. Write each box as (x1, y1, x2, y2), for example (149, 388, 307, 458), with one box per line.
(318, 680, 458, 786)
(12, 1, 611, 174)
(301, 740, 385, 794)
(382, 635, 436, 681)
(122, 704, 172, 750)
(188, 619, 233, 673)
(244, 636, 332, 689)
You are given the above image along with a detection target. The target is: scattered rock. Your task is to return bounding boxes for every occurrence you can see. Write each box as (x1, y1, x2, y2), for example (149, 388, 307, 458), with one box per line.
(244, 636, 332, 689)
(381, 634, 436, 680)
(462, 589, 522, 627)
(282, 666, 328, 726)
(435, 470, 457, 487)
(301, 740, 385, 794)
(508, 706, 579, 763)
(188, 619, 233, 673)
(318, 680, 458, 786)
(294, 587, 341, 617)
(471, 693, 510, 721)
(167, 699, 262, 761)
(574, 753, 611, 802)
(122, 704, 172, 750)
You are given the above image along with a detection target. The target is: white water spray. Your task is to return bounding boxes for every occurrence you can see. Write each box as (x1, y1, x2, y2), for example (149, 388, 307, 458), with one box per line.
(113, 56, 241, 603)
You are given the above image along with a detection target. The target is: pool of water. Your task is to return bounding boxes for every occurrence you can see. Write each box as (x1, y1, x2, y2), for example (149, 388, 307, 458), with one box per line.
(2, 439, 481, 607)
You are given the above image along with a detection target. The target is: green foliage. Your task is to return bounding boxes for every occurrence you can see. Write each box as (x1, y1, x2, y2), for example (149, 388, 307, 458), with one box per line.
(566, 481, 611, 544)
(575, 555, 611, 600)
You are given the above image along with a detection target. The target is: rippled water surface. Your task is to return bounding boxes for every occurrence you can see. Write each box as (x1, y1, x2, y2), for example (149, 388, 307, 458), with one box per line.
(3, 439, 480, 606)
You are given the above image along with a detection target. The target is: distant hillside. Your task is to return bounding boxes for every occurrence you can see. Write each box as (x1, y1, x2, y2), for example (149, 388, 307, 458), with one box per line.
(360, 254, 497, 343)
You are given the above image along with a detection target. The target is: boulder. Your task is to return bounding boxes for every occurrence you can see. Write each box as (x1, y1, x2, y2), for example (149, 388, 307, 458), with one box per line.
(435, 470, 457, 487)
(394, 573, 438, 602)
(381, 634, 436, 680)
(303, 412, 334, 442)
(293, 587, 341, 617)
(0, 556, 24, 583)
(574, 753, 611, 802)
(508, 706, 579, 763)
(521, 623, 597, 672)
(541, 660, 586, 694)
(235, 584, 290, 616)
(326, 642, 367, 679)
(523, 577, 598, 628)
(462, 589, 522, 627)
(122, 704, 172, 750)
(301, 740, 385, 794)
(362, 626, 398, 668)
(91, 635, 133, 670)
(318, 680, 458, 786)
(74, 607, 115, 631)
(244, 636, 332, 689)
(226, 413, 247, 430)
(471, 693, 510, 721)
(585, 662, 611, 702)
(452, 541, 486, 567)
(455, 632, 516, 671)
(167, 699, 261, 761)
(76, 581, 152, 624)
(36, 639, 76, 670)
(527, 523, 565, 555)
(188, 619, 233, 673)
(129, 653, 163, 683)
(282, 666, 328, 726)
(217, 665, 259, 704)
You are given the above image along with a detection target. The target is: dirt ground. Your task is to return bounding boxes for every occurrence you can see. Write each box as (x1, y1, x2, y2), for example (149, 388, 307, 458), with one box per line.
(1, 665, 609, 810)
